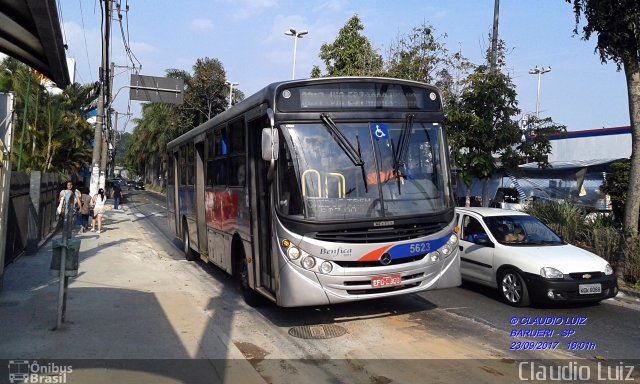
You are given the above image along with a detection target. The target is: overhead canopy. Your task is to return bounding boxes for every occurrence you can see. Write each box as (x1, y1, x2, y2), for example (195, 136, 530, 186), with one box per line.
(0, 0, 70, 87)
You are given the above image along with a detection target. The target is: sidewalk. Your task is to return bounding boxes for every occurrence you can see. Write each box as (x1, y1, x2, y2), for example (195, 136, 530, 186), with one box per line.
(0, 202, 264, 384)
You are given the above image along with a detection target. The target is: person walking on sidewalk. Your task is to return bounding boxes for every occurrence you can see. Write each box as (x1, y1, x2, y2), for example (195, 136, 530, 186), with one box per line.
(90, 188, 107, 233)
(79, 187, 91, 233)
(57, 181, 81, 227)
(113, 184, 122, 210)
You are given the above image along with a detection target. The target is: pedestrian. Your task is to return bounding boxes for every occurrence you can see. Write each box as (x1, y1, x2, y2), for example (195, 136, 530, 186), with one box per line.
(113, 183, 122, 210)
(57, 181, 81, 226)
(79, 187, 91, 233)
(90, 188, 107, 234)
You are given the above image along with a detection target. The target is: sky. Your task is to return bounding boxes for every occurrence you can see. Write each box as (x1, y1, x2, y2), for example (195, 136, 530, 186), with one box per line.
(54, 0, 630, 133)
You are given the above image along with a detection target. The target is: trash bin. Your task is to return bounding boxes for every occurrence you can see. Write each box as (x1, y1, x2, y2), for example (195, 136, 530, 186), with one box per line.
(50, 239, 80, 276)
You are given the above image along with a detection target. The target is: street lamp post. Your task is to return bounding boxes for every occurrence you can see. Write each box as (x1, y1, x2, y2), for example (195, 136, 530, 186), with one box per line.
(528, 66, 551, 120)
(284, 28, 308, 80)
(226, 81, 238, 108)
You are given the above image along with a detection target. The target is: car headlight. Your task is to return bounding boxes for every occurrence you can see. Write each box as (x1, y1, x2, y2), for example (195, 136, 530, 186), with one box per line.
(604, 264, 613, 276)
(540, 267, 564, 279)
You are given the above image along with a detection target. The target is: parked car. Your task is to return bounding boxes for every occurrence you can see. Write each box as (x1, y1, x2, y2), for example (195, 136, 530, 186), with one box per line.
(456, 207, 617, 307)
(134, 181, 145, 190)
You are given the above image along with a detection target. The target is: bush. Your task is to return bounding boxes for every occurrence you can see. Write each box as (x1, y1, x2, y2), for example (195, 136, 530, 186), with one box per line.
(623, 234, 640, 285)
(522, 201, 585, 244)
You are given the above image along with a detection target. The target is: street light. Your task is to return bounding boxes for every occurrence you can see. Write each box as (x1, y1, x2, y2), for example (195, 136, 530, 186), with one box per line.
(225, 81, 238, 108)
(284, 28, 308, 80)
(528, 66, 551, 120)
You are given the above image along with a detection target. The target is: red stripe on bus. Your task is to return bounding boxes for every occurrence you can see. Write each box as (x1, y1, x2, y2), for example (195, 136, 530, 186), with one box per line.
(358, 245, 393, 262)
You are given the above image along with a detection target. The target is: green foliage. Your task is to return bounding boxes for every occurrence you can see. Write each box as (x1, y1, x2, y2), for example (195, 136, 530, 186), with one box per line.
(385, 23, 450, 84)
(601, 159, 630, 223)
(624, 234, 640, 284)
(568, 0, 640, 69)
(314, 15, 384, 77)
(115, 131, 131, 166)
(522, 201, 585, 244)
(0, 57, 97, 175)
(125, 56, 240, 182)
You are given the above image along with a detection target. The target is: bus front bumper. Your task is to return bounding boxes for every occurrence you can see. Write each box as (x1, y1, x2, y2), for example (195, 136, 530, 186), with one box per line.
(276, 250, 460, 307)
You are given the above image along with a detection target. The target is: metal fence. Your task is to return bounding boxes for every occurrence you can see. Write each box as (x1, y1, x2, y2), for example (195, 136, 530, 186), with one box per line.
(4, 172, 29, 266)
(3, 171, 60, 267)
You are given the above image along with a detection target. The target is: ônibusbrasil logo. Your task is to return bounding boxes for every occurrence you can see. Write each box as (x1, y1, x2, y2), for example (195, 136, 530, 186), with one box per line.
(8, 360, 72, 383)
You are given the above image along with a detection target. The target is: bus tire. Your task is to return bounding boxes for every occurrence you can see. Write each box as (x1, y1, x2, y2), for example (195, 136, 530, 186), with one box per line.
(235, 246, 262, 307)
(182, 221, 197, 261)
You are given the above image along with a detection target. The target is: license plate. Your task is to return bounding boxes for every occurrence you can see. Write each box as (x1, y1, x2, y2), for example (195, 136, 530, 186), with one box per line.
(372, 274, 402, 288)
(579, 283, 601, 295)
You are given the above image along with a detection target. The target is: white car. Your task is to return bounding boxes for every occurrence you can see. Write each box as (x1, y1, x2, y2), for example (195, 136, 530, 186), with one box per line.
(456, 207, 618, 307)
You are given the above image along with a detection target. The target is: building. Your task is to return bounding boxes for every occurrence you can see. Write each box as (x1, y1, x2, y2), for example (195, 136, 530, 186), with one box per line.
(548, 126, 631, 162)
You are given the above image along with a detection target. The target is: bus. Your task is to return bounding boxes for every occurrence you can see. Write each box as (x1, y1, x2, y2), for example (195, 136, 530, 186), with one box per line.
(166, 77, 460, 307)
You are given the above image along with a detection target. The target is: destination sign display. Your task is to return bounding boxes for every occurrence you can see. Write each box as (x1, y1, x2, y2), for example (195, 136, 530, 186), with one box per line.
(277, 82, 441, 112)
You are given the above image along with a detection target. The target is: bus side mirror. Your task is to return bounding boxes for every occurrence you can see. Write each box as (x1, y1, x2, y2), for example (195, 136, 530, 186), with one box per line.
(262, 128, 279, 161)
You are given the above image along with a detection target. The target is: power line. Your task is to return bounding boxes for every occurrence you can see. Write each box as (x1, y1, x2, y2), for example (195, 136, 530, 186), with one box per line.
(115, 1, 142, 70)
(78, 0, 94, 80)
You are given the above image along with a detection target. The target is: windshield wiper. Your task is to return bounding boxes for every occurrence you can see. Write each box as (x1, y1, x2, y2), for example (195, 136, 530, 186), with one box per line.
(320, 113, 368, 193)
(320, 114, 364, 166)
(394, 114, 414, 172)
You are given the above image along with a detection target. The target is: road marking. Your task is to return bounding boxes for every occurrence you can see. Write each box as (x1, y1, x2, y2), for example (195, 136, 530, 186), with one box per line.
(135, 213, 146, 218)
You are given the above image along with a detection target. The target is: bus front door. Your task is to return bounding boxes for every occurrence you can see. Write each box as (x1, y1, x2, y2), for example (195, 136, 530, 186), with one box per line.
(195, 141, 207, 259)
(249, 117, 274, 293)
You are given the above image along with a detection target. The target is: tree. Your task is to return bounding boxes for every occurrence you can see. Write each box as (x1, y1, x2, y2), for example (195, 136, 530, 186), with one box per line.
(568, 0, 640, 244)
(0, 58, 96, 176)
(385, 23, 450, 84)
(312, 15, 384, 77)
(601, 159, 631, 224)
(125, 56, 243, 185)
(446, 40, 564, 206)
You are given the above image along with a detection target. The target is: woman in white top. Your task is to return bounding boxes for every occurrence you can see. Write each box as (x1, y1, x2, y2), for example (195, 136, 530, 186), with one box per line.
(90, 188, 107, 233)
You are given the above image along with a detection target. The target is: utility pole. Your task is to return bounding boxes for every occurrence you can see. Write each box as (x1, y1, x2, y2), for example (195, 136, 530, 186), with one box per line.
(490, 0, 500, 71)
(91, 0, 111, 195)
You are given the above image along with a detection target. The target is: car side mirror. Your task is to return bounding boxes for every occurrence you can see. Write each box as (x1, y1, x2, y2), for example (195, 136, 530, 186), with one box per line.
(475, 237, 494, 248)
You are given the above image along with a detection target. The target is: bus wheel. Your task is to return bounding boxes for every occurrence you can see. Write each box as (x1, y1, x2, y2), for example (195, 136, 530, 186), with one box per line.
(182, 222, 197, 261)
(236, 250, 262, 307)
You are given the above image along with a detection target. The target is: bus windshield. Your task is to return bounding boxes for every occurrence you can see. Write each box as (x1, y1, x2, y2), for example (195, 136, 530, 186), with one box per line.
(277, 121, 451, 221)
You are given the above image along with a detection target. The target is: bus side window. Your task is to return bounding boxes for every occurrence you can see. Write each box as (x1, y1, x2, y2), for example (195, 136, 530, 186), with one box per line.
(228, 117, 245, 187)
(206, 132, 216, 187)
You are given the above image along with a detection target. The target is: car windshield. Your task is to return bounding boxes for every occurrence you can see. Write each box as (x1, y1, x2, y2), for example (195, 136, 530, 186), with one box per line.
(483, 215, 563, 246)
(277, 121, 452, 221)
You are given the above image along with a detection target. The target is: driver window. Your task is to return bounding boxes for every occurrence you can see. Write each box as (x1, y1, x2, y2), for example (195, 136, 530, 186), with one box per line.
(462, 215, 488, 243)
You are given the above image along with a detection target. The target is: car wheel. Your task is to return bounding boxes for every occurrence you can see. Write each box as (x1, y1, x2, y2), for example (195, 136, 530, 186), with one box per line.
(182, 223, 197, 261)
(500, 269, 530, 307)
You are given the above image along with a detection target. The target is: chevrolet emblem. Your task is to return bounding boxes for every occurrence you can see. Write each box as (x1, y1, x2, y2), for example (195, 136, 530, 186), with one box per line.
(582, 273, 592, 279)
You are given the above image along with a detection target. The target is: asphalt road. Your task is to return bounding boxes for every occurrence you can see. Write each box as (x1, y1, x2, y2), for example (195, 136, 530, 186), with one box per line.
(124, 189, 640, 362)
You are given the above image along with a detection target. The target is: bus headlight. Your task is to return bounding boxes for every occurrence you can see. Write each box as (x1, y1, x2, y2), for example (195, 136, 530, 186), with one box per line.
(448, 233, 458, 246)
(441, 244, 452, 256)
(320, 261, 333, 274)
(301, 256, 316, 269)
(430, 251, 441, 262)
(287, 246, 301, 260)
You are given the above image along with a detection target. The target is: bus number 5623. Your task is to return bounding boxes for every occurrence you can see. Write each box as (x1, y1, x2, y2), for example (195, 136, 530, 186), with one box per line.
(409, 242, 430, 254)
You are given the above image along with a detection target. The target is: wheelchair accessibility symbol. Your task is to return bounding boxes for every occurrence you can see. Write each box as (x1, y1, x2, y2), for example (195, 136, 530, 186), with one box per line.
(372, 123, 388, 141)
